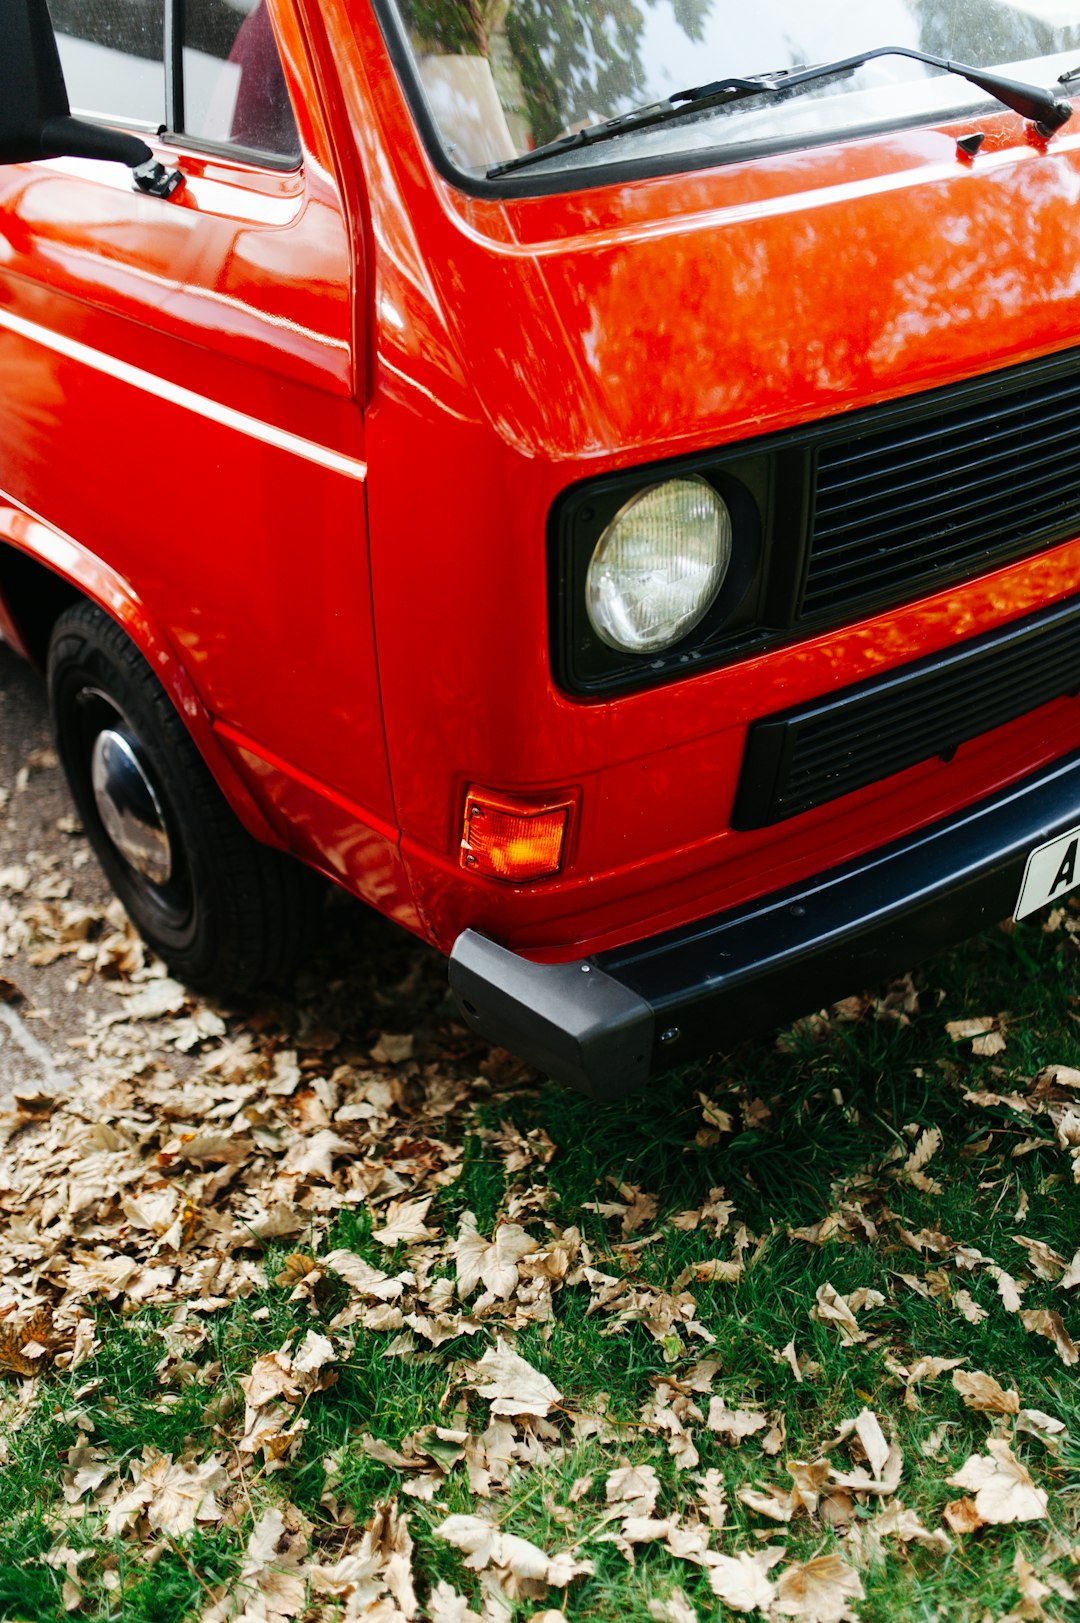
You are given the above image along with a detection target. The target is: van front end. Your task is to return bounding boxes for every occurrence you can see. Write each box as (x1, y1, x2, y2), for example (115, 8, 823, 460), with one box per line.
(351, 0, 1080, 1092)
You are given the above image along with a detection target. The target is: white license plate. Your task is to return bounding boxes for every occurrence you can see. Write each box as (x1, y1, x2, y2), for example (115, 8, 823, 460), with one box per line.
(1015, 823, 1080, 920)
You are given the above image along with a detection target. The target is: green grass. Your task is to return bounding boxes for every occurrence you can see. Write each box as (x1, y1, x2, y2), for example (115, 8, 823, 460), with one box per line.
(1, 910, 1079, 1619)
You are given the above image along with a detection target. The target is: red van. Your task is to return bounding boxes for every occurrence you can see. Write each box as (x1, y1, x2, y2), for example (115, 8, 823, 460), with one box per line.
(3, 0, 1080, 1096)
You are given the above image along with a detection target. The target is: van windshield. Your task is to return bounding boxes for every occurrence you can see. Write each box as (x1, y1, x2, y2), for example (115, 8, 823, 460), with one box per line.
(385, 0, 1080, 181)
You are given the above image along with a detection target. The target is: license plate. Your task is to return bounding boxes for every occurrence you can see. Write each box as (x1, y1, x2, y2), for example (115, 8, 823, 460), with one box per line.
(1015, 823, 1080, 920)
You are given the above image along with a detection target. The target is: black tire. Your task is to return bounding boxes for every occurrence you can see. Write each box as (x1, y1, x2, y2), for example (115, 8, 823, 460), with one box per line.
(47, 600, 321, 993)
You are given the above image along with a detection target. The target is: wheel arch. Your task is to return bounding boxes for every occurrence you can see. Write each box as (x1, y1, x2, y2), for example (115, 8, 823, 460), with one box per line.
(0, 506, 281, 848)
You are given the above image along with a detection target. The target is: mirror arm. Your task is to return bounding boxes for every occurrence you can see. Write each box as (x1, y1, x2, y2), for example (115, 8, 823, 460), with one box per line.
(39, 114, 152, 168)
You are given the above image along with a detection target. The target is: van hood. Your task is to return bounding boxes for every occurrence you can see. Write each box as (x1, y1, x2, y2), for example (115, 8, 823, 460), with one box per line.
(407, 119, 1080, 469)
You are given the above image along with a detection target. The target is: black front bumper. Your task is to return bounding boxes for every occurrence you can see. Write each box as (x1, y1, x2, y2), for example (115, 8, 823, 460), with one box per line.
(448, 747, 1080, 1097)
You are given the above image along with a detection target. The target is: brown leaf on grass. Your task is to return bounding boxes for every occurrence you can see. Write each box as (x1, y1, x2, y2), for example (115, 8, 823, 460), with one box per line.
(951, 1370, 1020, 1414)
(1013, 1551, 1053, 1613)
(893, 1353, 965, 1408)
(1061, 1247, 1080, 1290)
(811, 1283, 884, 1345)
(761, 1416, 786, 1457)
(706, 1551, 780, 1612)
(434, 1514, 592, 1601)
(321, 1251, 410, 1300)
(648, 1591, 698, 1623)
(955, 1289, 988, 1324)
(202, 1505, 308, 1623)
(107, 1450, 227, 1537)
(676, 1258, 744, 1287)
(873, 1501, 951, 1552)
(1015, 1408, 1067, 1448)
(372, 1197, 437, 1248)
(945, 1016, 1001, 1049)
(738, 1461, 830, 1523)
(833, 1408, 891, 1477)
(583, 1180, 658, 1236)
(668, 1186, 734, 1235)
(947, 1440, 1048, 1524)
(1036, 1063, 1080, 1090)
(641, 1381, 703, 1471)
(696, 1468, 728, 1530)
(452, 1213, 540, 1299)
(706, 1398, 767, 1445)
(309, 1496, 418, 1618)
(0, 1305, 58, 1376)
(943, 1496, 984, 1535)
(605, 1463, 660, 1517)
(987, 1266, 1025, 1314)
(1013, 1236, 1067, 1281)
(1019, 1308, 1079, 1366)
(950, 1013, 995, 1043)
(773, 1555, 865, 1622)
(428, 1581, 484, 1623)
(736, 1484, 796, 1524)
(902, 1126, 944, 1192)
(467, 1340, 561, 1417)
(829, 1441, 903, 1499)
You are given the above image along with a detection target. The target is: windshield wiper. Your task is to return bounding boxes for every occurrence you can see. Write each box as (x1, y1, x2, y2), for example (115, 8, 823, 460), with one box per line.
(488, 43, 1073, 179)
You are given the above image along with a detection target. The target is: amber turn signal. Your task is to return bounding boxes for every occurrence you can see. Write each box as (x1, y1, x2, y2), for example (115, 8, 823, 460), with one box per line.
(460, 789, 570, 882)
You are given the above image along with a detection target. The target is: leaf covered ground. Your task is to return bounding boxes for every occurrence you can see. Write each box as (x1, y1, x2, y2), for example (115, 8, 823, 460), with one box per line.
(1, 826, 1080, 1621)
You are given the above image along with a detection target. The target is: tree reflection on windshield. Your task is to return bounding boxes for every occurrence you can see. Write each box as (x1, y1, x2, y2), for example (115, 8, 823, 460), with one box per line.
(392, 0, 1080, 174)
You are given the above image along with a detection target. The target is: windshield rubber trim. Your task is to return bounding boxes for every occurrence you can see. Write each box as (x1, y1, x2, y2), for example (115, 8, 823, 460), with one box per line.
(369, 0, 1012, 200)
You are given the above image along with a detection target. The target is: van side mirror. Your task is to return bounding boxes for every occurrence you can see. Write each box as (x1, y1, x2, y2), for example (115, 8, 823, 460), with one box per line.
(0, 0, 153, 170)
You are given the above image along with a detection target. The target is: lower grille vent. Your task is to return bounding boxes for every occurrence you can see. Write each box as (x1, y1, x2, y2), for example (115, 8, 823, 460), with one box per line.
(733, 595, 1080, 828)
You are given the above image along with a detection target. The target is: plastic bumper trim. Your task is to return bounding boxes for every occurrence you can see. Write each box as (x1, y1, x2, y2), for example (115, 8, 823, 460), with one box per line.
(449, 745, 1080, 1097)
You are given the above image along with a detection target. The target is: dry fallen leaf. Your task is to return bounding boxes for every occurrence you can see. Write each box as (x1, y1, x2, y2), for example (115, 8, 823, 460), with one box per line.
(605, 1463, 660, 1516)
(1019, 1308, 1079, 1367)
(812, 1284, 884, 1346)
(202, 1504, 308, 1623)
(943, 1495, 984, 1535)
(707, 1398, 768, 1445)
(773, 1556, 865, 1622)
(435, 1514, 592, 1602)
(873, 1500, 951, 1552)
(452, 1213, 539, 1300)
(372, 1196, 437, 1248)
(834, 1407, 891, 1477)
(0, 1305, 58, 1377)
(946, 1440, 1048, 1525)
(467, 1341, 561, 1418)
(648, 1590, 698, 1623)
(707, 1550, 779, 1612)
(951, 1370, 1020, 1414)
(370, 1031, 414, 1065)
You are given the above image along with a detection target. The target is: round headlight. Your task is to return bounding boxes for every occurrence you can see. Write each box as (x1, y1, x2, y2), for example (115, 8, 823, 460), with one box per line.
(585, 476, 732, 655)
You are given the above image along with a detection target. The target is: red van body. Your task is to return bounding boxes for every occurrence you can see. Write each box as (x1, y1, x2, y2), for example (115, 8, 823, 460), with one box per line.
(4, 0, 1080, 1093)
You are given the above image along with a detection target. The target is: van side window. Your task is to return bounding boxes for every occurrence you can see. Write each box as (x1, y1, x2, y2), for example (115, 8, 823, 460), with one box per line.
(51, 0, 166, 130)
(181, 0, 301, 163)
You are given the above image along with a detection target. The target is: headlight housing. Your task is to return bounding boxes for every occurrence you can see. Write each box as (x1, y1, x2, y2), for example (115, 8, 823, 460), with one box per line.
(552, 450, 773, 697)
(585, 476, 732, 654)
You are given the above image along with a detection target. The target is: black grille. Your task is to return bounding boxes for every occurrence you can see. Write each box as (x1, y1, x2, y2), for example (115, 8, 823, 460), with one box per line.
(732, 595, 1080, 829)
(804, 362, 1080, 619)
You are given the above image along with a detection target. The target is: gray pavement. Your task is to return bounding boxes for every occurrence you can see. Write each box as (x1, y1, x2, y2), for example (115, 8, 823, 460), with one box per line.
(0, 636, 455, 1100)
(0, 639, 114, 1094)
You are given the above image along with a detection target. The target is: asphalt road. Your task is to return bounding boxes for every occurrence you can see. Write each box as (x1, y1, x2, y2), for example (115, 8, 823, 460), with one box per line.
(0, 638, 115, 1095)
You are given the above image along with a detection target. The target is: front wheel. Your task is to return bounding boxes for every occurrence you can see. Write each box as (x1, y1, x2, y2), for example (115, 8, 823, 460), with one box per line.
(48, 602, 320, 992)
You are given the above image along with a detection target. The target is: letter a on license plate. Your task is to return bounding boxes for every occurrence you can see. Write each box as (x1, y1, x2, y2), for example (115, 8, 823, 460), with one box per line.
(1015, 824, 1080, 920)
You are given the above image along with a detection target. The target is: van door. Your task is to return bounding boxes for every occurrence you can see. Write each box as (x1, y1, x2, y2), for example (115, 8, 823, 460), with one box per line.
(0, 0, 395, 839)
